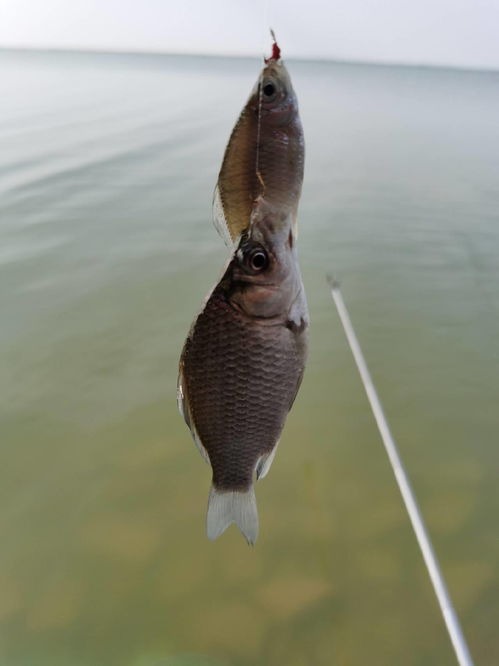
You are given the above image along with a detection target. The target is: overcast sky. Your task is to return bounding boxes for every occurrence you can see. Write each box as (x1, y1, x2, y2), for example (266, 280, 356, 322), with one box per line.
(1, 0, 498, 70)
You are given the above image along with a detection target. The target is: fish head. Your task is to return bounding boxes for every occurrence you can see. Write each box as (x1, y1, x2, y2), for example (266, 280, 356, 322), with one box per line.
(227, 207, 301, 320)
(249, 59, 299, 128)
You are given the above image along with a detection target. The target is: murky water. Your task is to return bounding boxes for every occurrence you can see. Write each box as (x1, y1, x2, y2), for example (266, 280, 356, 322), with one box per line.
(0, 48, 498, 666)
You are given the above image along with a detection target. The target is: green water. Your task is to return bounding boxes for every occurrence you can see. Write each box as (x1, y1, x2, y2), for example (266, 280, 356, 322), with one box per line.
(0, 48, 498, 665)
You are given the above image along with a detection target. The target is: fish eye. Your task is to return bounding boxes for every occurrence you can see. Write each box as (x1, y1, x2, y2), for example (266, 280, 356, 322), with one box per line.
(247, 247, 269, 272)
(263, 82, 275, 97)
(261, 79, 278, 101)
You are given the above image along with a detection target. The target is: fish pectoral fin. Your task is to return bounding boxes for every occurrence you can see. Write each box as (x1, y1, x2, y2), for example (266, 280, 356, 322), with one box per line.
(207, 485, 259, 545)
(255, 441, 279, 480)
(177, 366, 210, 464)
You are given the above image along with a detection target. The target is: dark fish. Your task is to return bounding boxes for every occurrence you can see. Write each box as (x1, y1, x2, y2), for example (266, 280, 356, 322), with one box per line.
(178, 205, 308, 544)
(178, 39, 308, 543)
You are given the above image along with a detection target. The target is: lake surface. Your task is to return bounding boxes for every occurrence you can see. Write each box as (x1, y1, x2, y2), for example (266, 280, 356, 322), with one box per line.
(0, 48, 498, 666)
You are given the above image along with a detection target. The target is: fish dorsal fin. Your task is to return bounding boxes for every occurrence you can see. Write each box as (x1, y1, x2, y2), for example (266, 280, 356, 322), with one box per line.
(255, 441, 280, 480)
(212, 185, 239, 249)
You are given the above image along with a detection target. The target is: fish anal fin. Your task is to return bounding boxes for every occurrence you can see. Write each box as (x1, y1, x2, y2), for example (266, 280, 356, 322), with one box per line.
(177, 366, 210, 464)
(212, 185, 237, 249)
(190, 424, 210, 464)
(176, 368, 189, 426)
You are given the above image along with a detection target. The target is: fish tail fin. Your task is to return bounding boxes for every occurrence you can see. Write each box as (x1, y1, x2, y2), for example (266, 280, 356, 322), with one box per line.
(206, 485, 259, 545)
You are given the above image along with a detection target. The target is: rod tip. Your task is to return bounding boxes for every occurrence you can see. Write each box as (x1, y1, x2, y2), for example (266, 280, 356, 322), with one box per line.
(326, 273, 341, 290)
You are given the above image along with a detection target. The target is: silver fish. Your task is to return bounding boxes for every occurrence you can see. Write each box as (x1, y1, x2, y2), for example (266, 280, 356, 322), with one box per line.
(178, 40, 308, 544)
(213, 38, 304, 246)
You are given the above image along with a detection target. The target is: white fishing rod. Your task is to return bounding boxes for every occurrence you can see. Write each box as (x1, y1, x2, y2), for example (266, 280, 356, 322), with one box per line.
(328, 277, 474, 666)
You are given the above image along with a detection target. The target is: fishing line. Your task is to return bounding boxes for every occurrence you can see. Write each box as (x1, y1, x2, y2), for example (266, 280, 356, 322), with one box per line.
(328, 277, 474, 666)
(255, 0, 272, 196)
(255, 68, 265, 193)
(261, 0, 270, 59)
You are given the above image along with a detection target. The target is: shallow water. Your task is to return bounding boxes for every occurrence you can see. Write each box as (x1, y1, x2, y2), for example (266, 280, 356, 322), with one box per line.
(0, 48, 498, 666)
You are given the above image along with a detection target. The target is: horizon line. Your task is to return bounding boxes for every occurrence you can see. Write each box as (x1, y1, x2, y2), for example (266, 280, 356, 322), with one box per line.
(1, 44, 498, 76)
